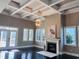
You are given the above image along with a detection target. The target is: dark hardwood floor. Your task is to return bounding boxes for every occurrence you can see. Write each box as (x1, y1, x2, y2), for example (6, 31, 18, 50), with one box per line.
(0, 47, 79, 59)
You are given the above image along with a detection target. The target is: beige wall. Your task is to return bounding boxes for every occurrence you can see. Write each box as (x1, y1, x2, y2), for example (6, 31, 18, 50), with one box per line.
(36, 13, 61, 37)
(45, 13, 61, 38)
(35, 13, 61, 46)
(65, 12, 79, 26)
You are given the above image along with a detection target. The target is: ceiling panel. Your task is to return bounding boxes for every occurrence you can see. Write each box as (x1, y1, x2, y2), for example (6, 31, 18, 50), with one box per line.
(1, 0, 60, 21)
(23, 0, 46, 13)
(11, 10, 32, 19)
(9, 1, 20, 8)
(34, 7, 58, 16)
(24, 15, 37, 21)
(40, 0, 63, 5)
(60, 0, 74, 6)
(1, 5, 17, 15)
(12, 0, 30, 6)
(6, 5, 17, 13)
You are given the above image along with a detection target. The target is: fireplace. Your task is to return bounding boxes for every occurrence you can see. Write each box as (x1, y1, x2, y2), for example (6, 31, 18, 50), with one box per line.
(47, 42, 56, 53)
(46, 39, 59, 54)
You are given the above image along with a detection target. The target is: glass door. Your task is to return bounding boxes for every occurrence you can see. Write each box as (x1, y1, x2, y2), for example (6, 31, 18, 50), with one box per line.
(0, 30, 8, 47)
(0, 26, 18, 48)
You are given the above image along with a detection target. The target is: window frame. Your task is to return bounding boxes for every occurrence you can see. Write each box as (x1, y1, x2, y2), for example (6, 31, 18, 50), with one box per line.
(64, 26, 77, 46)
(23, 28, 34, 41)
(35, 28, 45, 42)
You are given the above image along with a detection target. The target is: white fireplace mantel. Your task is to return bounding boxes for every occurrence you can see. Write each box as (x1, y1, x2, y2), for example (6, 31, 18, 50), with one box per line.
(46, 39, 60, 54)
(46, 39, 60, 43)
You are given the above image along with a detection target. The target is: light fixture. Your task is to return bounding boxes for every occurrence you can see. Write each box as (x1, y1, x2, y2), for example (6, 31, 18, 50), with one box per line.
(35, 18, 41, 27)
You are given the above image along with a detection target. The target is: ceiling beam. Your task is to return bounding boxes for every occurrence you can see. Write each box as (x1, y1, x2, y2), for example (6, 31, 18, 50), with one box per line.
(8, 5, 39, 18)
(11, 0, 33, 15)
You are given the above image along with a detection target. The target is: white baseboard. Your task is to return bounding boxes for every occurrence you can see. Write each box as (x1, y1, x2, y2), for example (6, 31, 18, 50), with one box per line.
(15, 45, 35, 49)
(0, 45, 44, 50)
(34, 45, 44, 49)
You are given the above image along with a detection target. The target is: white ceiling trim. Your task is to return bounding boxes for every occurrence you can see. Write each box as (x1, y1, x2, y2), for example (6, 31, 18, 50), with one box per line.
(22, 0, 62, 18)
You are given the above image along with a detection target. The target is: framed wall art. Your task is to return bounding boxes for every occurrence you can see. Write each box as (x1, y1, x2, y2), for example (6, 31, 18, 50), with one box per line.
(48, 24, 57, 39)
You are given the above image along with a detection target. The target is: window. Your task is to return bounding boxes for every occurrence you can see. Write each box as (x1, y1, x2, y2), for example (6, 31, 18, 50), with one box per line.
(64, 27, 76, 46)
(23, 29, 28, 41)
(9, 31, 17, 47)
(35, 28, 45, 42)
(40, 29, 45, 42)
(35, 29, 40, 42)
(29, 29, 34, 41)
(0, 31, 7, 47)
(23, 29, 34, 41)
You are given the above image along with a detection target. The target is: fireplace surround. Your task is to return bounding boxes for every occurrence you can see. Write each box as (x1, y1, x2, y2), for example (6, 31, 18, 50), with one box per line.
(45, 39, 60, 54)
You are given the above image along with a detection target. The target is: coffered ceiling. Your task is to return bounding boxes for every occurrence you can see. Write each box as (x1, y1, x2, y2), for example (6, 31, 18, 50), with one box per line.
(1, 0, 79, 21)
(1, 0, 64, 21)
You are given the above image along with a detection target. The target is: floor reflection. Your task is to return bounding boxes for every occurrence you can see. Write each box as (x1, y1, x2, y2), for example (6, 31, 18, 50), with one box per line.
(0, 48, 78, 59)
(0, 49, 34, 59)
(21, 53, 26, 59)
(27, 52, 32, 59)
(0, 49, 20, 59)
(0, 49, 48, 59)
(8, 52, 15, 59)
(0, 51, 7, 59)
(21, 52, 33, 59)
